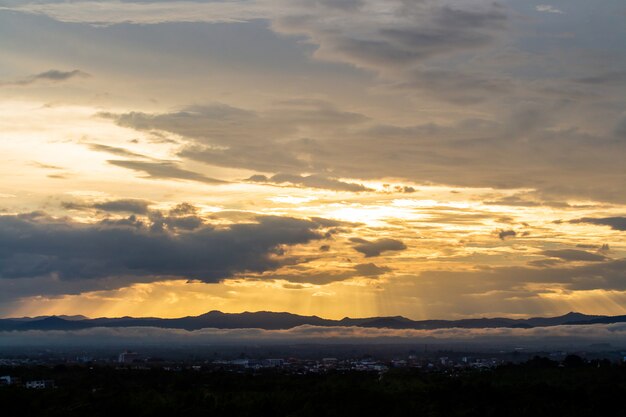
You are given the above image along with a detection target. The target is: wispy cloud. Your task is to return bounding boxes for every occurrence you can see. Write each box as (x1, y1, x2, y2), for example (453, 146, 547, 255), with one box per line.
(0, 1, 272, 26)
(247, 173, 373, 192)
(0, 69, 89, 87)
(107, 160, 226, 184)
(536, 5, 564, 14)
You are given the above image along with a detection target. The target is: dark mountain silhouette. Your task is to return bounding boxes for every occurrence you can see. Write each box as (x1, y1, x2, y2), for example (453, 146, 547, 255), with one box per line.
(8, 314, 89, 322)
(525, 312, 602, 327)
(0, 311, 621, 332)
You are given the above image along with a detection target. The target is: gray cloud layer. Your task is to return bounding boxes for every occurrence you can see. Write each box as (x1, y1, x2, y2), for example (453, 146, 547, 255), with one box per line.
(102, 100, 626, 203)
(416, 258, 626, 297)
(16, 1, 606, 203)
(3, 323, 626, 350)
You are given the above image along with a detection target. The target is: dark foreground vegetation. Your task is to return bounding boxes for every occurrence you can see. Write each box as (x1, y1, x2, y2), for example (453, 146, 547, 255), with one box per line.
(3, 357, 626, 417)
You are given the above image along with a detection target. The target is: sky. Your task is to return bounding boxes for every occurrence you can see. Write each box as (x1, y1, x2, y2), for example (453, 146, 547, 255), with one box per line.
(0, 0, 625, 320)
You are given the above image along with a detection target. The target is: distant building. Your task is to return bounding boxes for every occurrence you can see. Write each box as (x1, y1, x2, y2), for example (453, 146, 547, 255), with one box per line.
(391, 360, 407, 367)
(230, 359, 249, 367)
(265, 359, 285, 367)
(25, 380, 55, 389)
(118, 351, 139, 364)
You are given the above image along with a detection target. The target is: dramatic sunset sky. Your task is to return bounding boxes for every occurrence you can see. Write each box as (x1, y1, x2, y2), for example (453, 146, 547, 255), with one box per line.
(1, 0, 625, 320)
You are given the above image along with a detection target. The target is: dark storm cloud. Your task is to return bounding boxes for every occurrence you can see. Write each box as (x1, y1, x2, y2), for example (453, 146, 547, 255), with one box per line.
(0, 213, 330, 285)
(0, 69, 89, 87)
(149, 210, 204, 231)
(497, 230, 516, 240)
(108, 160, 225, 184)
(169, 202, 199, 216)
(61, 200, 204, 231)
(247, 173, 373, 192)
(541, 249, 607, 262)
(570, 217, 626, 231)
(95, 199, 152, 214)
(160, 215, 203, 231)
(63, 199, 152, 214)
(350, 238, 407, 257)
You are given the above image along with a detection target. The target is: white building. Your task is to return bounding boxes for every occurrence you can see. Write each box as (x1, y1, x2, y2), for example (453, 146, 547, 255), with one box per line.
(25, 380, 55, 389)
(265, 359, 285, 367)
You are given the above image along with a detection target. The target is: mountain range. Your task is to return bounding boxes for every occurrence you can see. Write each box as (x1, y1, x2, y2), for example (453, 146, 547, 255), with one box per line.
(1, 311, 625, 332)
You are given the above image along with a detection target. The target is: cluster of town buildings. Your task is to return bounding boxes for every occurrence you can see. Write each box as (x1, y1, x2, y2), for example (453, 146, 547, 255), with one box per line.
(110, 351, 508, 373)
(0, 352, 507, 391)
(206, 354, 504, 374)
(0, 351, 510, 386)
(0, 376, 55, 389)
(3, 348, 625, 384)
